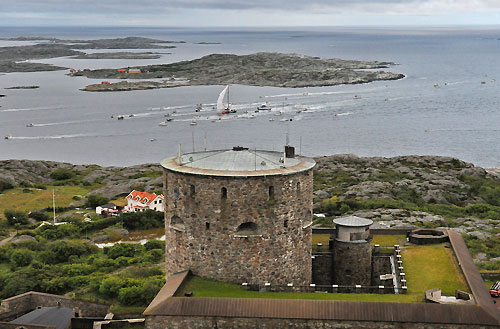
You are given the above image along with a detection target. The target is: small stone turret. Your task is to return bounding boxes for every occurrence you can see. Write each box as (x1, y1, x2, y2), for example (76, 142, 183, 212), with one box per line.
(332, 216, 373, 286)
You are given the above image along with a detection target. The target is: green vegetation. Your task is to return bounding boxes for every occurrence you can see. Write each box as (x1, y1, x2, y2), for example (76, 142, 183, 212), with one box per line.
(0, 185, 95, 215)
(372, 235, 406, 246)
(34, 210, 164, 240)
(181, 243, 467, 303)
(0, 238, 165, 308)
(403, 244, 468, 296)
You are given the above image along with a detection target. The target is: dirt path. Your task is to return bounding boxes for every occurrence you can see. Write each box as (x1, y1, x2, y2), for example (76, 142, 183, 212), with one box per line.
(0, 231, 16, 247)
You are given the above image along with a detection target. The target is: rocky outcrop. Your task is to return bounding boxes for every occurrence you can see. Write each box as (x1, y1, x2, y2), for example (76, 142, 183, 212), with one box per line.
(0, 160, 162, 199)
(74, 52, 404, 89)
(314, 154, 490, 205)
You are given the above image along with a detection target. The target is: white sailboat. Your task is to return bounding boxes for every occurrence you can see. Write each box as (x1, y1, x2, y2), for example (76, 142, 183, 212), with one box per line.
(217, 85, 236, 114)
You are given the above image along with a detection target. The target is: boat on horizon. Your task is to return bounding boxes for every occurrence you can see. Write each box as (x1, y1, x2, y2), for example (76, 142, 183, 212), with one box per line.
(217, 85, 236, 114)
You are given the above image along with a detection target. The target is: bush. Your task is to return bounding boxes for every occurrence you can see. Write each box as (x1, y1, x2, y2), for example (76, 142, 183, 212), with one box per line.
(50, 168, 75, 180)
(10, 249, 33, 268)
(0, 180, 13, 193)
(29, 211, 50, 222)
(42, 240, 97, 264)
(4, 210, 29, 226)
(105, 243, 143, 259)
(144, 240, 165, 251)
(86, 195, 109, 208)
(143, 249, 164, 263)
(121, 210, 164, 230)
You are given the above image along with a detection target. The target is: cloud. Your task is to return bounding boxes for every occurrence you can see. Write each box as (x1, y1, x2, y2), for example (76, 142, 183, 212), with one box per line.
(3, 0, 500, 15)
(2, 0, 500, 26)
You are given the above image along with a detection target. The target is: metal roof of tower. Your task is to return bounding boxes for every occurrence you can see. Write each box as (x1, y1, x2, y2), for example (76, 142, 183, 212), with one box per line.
(333, 216, 373, 227)
(161, 148, 315, 177)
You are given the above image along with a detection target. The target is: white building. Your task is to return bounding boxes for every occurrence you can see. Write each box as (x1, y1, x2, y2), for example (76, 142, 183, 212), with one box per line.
(125, 190, 164, 212)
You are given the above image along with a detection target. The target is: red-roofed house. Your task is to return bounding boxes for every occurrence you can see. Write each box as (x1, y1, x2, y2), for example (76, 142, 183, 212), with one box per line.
(125, 190, 164, 212)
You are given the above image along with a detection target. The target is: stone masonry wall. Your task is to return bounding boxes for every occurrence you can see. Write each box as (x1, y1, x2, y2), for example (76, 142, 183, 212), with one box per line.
(145, 316, 498, 329)
(0, 291, 109, 321)
(372, 256, 393, 287)
(163, 168, 313, 285)
(312, 253, 334, 285)
(333, 240, 372, 285)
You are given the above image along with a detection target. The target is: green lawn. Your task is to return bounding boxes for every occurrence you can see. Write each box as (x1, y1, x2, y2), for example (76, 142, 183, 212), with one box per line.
(0, 185, 95, 214)
(403, 244, 468, 296)
(180, 243, 468, 303)
(372, 235, 406, 246)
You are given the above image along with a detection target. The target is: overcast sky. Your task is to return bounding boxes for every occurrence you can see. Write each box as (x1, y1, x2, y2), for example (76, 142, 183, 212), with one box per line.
(1, 0, 500, 27)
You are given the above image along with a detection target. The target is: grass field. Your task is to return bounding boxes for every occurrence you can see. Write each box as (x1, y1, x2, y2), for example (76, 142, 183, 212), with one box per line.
(180, 243, 468, 303)
(372, 235, 406, 246)
(0, 185, 95, 214)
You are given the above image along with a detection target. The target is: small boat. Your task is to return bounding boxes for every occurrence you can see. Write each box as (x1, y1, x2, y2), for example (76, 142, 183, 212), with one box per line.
(26, 123, 34, 127)
(4, 135, 11, 139)
(150, 138, 157, 142)
(248, 114, 256, 119)
(353, 95, 361, 99)
(117, 116, 124, 120)
(159, 121, 168, 126)
(190, 121, 197, 126)
(269, 118, 275, 121)
(280, 118, 289, 122)
(274, 111, 282, 116)
(129, 114, 134, 117)
(257, 104, 271, 111)
(195, 104, 203, 112)
(166, 118, 173, 122)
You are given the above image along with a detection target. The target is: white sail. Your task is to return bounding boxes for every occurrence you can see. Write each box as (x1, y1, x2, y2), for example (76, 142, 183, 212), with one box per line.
(216, 85, 229, 112)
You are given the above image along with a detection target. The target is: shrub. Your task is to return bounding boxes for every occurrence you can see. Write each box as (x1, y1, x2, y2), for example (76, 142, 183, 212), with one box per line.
(105, 243, 143, 259)
(86, 195, 109, 208)
(4, 210, 29, 226)
(144, 240, 165, 251)
(10, 249, 33, 268)
(29, 211, 50, 222)
(0, 180, 13, 193)
(50, 168, 75, 180)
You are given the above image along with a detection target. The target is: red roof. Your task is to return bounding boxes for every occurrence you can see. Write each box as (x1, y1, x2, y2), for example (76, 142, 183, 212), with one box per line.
(126, 190, 164, 205)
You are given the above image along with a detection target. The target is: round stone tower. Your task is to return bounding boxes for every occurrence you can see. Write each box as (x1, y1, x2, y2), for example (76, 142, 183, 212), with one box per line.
(332, 216, 373, 286)
(161, 146, 315, 285)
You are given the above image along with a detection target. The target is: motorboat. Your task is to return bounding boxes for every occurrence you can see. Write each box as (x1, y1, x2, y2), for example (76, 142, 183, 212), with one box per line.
(159, 121, 168, 126)
(257, 104, 271, 111)
(190, 121, 197, 126)
(117, 116, 124, 120)
(26, 123, 34, 127)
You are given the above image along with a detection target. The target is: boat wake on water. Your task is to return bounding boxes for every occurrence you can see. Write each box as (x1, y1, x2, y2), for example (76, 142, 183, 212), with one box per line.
(1, 106, 64, 112)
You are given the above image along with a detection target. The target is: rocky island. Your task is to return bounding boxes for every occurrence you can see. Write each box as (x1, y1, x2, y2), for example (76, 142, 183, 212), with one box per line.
(0, 37, 183, 73)
(74, 52, 404, 91)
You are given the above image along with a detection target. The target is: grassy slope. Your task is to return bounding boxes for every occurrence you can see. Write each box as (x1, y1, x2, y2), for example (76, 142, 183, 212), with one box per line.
(0, 185, 95, 214)
(181, 243, 467, 303)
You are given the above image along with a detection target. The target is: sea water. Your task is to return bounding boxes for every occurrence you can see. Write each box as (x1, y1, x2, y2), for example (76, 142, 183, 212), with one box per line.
(0, 26, 500, 167)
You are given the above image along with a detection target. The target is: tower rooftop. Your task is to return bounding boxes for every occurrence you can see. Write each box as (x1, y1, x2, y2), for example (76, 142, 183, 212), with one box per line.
(333, 216, 373, 227)
(161, 148, 315, 177)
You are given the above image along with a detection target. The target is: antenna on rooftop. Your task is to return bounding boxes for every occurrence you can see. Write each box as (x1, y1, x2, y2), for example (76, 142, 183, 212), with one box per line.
(254, 146, 257, 171)
(52, 189, 56, 225)
(192, 131, 195, 152)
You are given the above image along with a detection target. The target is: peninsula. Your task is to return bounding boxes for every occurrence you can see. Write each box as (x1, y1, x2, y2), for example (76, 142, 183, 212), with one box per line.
(75, 52, 404, 91)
